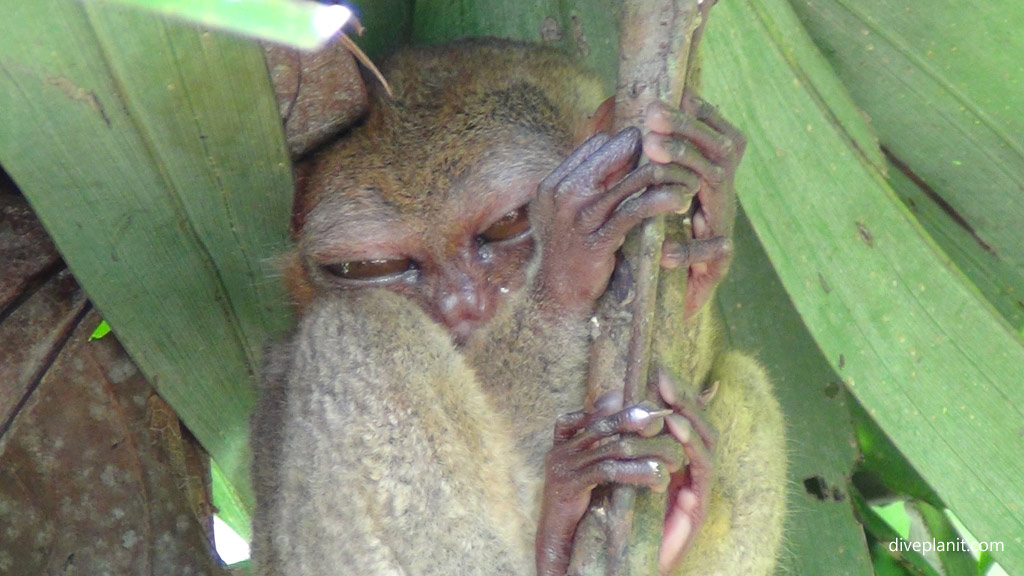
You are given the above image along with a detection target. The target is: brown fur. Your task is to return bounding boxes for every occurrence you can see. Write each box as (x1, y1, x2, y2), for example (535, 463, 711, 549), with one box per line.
(286, 40, 604, 313)
(251, 38, 785, 576)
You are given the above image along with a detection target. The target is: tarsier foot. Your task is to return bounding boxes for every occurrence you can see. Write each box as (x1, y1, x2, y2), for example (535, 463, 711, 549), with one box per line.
(537, 371, 718, 576)
(644, 93, 746, 317)
(536, 400, 686, 576)
(656, 368, 718, 574)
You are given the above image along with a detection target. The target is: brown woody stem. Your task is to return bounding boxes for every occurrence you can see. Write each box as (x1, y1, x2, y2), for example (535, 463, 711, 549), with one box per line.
(584, 1, 715, 574)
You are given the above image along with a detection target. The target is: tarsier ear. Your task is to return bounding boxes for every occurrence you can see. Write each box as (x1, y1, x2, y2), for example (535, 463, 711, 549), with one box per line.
(576, 96, 616, 143)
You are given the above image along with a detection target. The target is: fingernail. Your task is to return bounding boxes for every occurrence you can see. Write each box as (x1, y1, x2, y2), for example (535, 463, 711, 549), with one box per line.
(625, 405, 659, 424)
(665, 413, 693, 443)
(657, 370, 678, 405)
(699, 381, 720, 409)
(594, 391, 624, 413)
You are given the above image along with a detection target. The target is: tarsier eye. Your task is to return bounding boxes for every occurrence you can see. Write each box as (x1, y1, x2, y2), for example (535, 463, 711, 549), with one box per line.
(321, 258, 415, 281)
(479, 205, 531, 242)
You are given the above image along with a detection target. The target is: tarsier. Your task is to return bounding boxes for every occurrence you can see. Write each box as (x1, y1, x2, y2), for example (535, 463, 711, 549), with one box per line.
(251, 39, 785, 575)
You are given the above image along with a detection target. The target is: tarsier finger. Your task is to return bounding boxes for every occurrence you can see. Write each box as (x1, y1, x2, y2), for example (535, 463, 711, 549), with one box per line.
(563, 435, 686, 479)
(661, 236, 733, 271)
(571, 458, 673, 494)
(653, 367, 718, 574)
(552, 411, 589, 442)
(682, 92, 747, 153)
(539, 132, 611, 196)
(556, 128, 642, 200)
(657, 368, 718, 450)
(599, 187, 690, 245)
(576, 163, 697, 233)
(646, 100, 738, 164)
(642, 132, 723, 184)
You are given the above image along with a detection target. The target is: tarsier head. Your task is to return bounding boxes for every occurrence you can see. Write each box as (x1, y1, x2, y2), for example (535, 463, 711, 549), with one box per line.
(289, 40, 606, 342)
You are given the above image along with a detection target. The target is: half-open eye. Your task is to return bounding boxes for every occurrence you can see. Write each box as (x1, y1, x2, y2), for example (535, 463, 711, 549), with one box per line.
(479, 206, 530, 242)
(321, 258, 415, 281)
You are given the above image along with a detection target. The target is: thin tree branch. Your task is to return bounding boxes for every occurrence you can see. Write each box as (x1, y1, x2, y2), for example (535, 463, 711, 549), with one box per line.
(576, 1, 716, 574)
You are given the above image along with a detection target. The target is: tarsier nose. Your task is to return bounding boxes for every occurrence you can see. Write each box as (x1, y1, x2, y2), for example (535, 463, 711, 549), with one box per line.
(438, 275, 492, 342)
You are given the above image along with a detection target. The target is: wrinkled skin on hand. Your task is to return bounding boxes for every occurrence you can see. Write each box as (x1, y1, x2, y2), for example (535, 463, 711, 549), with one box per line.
(533, 93, 744, 576)
(535, 372, 717, 576)
(648, 94, 745, 318)
(529, 127, 692, 317)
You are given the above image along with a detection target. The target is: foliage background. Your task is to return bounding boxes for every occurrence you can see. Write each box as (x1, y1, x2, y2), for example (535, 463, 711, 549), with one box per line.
(0, 0, 1020, 574)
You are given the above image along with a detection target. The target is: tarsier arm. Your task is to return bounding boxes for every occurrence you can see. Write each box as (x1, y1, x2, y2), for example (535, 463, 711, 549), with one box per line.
(464, 117, 696, 576)
(548, 92, 784, 576)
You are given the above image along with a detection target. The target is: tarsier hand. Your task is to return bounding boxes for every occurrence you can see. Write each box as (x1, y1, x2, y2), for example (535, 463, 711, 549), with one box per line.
(645, 93, 745, 317)
(531, 93, 743, 319)
(533, 94, 740, 575)
(535, 370, 716, 576)
(530, 126, 696, 316)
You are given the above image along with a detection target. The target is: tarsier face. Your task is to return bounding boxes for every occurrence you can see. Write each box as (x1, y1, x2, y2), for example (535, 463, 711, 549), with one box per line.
(301, 131, 564, 344)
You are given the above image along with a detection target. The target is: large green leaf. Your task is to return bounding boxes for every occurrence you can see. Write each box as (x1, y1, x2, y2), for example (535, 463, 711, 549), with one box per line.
(411, 0, 620, 93)
(719, 210, 872, 575)
(351, 0, 415, 60)
(0, 0, 293, 517)
(703, 0, 1024, 572)
(6, 1, 1020, 573)
(790, 0, 1024, 331)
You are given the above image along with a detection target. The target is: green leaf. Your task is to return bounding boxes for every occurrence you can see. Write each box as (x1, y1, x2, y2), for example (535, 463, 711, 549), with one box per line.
(884, 161, 1024, 336)
(411, 0, 621, 93)
(852, 398, 941, 507)
(874, 502, 912, 540)
(0, 0, 293, 512)
(979, 552, 996, 576)
(703, 1, 1024, 573)
(227, 559, 254, 576)
(89, 320, 112, 341)
(413, 0, 555, 42)
(789, 0, 1024, 331)
(914, 501, 979, 576)
(720, 210, 873, 575)
(855, 494, 943, 576)
(212, 458, 252, 542)
(870, 541, 923, 576)
(349, 0, 415, 61)
(102, 0, 352, 50)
